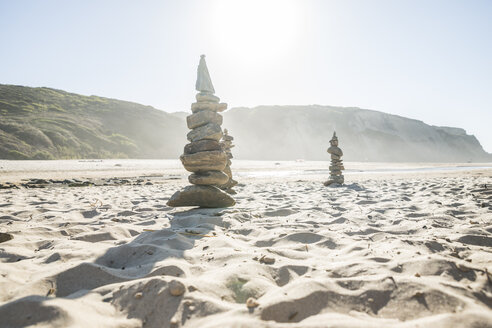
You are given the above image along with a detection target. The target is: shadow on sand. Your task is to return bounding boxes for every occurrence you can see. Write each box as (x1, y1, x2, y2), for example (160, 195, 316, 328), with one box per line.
(0, 207, 230, 328)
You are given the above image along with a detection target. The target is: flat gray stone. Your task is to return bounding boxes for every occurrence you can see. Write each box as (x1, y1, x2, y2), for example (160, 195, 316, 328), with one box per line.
(187, 123, 223, 142)
(167, 185, 235, 208)
(187, 111, 222, 129)
(189, 170, 229, 185)
(184, 139, 221, 154)
(180, 150, 227, 172)
(191, 102, 227, 113)
(196, 93, 219, 103)
(331, 154, 341, 160)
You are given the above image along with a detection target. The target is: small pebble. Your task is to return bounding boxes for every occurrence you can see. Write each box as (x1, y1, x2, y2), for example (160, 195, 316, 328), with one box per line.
(134, 292, 143, 299)
(169, 280, 185, 296)
(246, 297, 259, 308)
(260, 255, 275, 264)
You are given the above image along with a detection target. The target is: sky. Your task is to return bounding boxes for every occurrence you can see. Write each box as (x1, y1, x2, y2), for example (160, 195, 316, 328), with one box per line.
(1, 0, 491, 152)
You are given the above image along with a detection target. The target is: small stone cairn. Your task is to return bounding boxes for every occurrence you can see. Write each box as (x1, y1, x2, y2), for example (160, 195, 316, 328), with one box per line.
(219, 129, 238, 193)
(167, 55, 235, 208)
(324, 131, 345, 186)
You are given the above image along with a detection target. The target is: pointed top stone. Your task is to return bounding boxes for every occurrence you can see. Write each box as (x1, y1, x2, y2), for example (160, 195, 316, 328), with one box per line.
(196, 55, 215, 94)
(330, 131, 339, 147)
(331, 131, 338, 142)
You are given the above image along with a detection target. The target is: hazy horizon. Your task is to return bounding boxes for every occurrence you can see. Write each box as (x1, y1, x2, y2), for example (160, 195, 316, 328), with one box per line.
(1, 0, 491, 152)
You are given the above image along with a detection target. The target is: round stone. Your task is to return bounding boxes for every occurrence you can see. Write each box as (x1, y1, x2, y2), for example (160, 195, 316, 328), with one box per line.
(327, 146, 343, 157)
(246, 297, 259, 308)
(169, 280, 185, 296)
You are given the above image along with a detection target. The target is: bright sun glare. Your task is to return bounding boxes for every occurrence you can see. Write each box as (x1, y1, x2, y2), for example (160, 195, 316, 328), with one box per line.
(211, 0, 305, 66)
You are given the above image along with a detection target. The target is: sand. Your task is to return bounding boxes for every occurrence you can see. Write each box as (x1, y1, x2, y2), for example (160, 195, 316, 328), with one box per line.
(0, 160, 491, 328)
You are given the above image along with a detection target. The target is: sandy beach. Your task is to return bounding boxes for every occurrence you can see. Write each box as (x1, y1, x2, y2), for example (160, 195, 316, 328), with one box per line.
(0, 160, 491, 327)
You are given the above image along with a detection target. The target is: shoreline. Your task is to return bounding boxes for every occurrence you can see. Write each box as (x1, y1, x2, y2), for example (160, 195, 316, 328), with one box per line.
(1, 159, 491, 184)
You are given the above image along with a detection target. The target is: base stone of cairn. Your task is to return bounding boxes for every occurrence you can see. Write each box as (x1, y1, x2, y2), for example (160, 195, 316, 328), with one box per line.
(167, 55, 235, 208)
(218, 129, 238, 194)
(167, 185, 234, 208)
(324, 131, 345, 186)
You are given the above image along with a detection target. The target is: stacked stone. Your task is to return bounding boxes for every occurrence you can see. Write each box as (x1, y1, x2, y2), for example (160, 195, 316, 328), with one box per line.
(167, 55, 235, 208)
(324, 131, 345, 186)
(219, 129, 238, 193)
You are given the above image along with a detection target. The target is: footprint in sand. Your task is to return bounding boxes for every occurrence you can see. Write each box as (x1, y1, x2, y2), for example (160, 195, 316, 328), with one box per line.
(457, 235, 492, 247)
(281, 232, 324, 244)
(264, 209, 298, 217)
(81, 209, 100, 218)
(274, 265, 309, 286)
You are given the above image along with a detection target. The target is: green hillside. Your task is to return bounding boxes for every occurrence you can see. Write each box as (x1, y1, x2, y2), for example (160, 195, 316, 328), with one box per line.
(1, 84, 490, 162)
(0, 84, 186, 159)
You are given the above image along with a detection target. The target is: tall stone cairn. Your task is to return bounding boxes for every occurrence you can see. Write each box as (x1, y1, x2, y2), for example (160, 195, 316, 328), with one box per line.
(167, 55, 235, 208)
(219, 129, 238, 194)
(324, 131, 345, 186)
